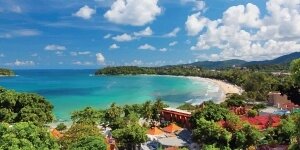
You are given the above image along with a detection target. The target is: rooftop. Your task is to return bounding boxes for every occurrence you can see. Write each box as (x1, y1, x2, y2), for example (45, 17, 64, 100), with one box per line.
(162, 108, 192, 115)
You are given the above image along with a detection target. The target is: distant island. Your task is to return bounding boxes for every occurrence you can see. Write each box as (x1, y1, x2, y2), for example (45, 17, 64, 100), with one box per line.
(0, 68, 15, 76)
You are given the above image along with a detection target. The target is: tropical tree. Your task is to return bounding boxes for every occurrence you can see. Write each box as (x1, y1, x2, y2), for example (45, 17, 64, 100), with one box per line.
(0, 88, 54, 124)
(104, 103, 123, 129)
(141, 101, 153, 121)
(231, 124, 263, 149)
(0, 122, 59, 150)
(68, 136, 107, 150)
(112, 123, 147, 150)
(291, 59, 300, 86)
(275, 117, 296, 144)
(71, 107, 104, 125)
(59, 123, 102, 149)
(190, 101, 229, 126)
(152, 98, 168, 121)
(177, 103, 196, 111)
(56, 123, 67, 131)
(192, 118, 232, 148)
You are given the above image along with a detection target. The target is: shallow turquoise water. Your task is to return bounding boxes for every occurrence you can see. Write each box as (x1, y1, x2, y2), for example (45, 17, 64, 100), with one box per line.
(0, 70, 222, 120)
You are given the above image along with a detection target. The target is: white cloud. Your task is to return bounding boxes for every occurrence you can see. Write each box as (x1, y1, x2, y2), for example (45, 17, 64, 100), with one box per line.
(55, 51, 64, 56)
(6, 60, 35, 66)
(125, 60, 143, 66)
(222, 3, 261, 28)
(185, 12, 210, 36)
(110, 44, 120, 49)
(73, 61, 93, 65)
(73, 5, 96, 20)
(181, 0, 206, 11)
(164, 27, 180, 37)
(159, 48, 167, 52)
(104, 34, 112, 39)
(138, 44, 156, 50)
(189, 0, 300, 61)
(169, 41, 178, 46)
(31, 53, 38, 57)
(44, 44, 66, 51)
(133, 27, 153, 37)
(70, 51, 91, 56)
(96, 53, 105, 64)
(104, 0, 161, 26)
(0, 29, 40, 38)
(112, 33, 135, 42)
(14, 29, 40, 36)
(11, 5, 22, 13)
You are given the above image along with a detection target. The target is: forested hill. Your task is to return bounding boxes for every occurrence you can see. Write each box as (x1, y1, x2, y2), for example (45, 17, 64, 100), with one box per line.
(189, 52, 300, 69)
(0, 68, 14, 76)
(95, 66, 203, 76)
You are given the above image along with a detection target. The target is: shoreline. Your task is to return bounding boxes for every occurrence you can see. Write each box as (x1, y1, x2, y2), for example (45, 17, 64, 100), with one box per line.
(139, 74, 243, 103)
(187, 77, 243, 103)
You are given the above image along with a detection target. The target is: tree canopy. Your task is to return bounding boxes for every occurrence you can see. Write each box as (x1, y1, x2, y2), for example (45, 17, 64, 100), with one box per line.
(68, 136, 107, 150)
(112, 124, 147, 150)
(59, 123, 103, 149)
(0, 88, 54, 124)
(71, 107, 104, 125)
(0, 68, 14, 76)
(0, 122, 59, 150)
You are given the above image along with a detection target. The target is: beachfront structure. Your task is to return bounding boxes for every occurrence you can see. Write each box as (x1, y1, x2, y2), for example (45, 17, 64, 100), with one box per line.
(268, 92, 300, 111)
(268, 92, 291, 107)
(160, 108, 191, 128)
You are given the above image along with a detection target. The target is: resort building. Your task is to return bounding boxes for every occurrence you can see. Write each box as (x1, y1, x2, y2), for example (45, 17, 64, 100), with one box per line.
(268, 92, 291, 107)
(267, 92, 299, 111)
(160, 108, 192, 128)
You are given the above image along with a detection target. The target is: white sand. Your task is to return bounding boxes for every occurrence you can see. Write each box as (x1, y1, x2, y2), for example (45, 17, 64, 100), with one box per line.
(186, 76, 243, 103)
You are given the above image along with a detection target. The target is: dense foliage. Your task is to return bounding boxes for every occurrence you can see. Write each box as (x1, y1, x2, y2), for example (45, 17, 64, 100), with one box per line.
(190, 101, 230, 124)
(59, 123, 105, 149)
(112, 124, 147, 149)
(56, 123, 67, 131)
(0, 68, 14, 76)
(0, 122, 59, 150)
(68, 136, 107, 150)
(71, 107, 104, 125)
(278, 58, 300, 104)
(0, 87, 54, 124)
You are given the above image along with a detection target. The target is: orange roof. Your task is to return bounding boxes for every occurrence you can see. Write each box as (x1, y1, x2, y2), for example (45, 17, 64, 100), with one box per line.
(163, 123, 182, 133)
(147, 127, 164, 135)
(51, 129, 62, 138)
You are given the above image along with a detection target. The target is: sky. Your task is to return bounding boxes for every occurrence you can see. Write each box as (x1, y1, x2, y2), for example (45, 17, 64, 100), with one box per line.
(0, 0, 299, 69)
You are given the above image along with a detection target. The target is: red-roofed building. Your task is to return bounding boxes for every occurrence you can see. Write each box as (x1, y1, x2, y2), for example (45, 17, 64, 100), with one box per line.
(160, 108, 191, 128)
(50, 129, 62, 139)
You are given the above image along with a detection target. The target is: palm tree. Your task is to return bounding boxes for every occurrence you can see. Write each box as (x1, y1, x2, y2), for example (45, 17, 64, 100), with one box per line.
(141, 101, 152, 121)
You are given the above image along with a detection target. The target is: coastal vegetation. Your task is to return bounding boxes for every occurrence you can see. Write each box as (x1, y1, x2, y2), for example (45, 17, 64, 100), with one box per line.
(0, 68, 14, 76)
(0, 87, 54, 124)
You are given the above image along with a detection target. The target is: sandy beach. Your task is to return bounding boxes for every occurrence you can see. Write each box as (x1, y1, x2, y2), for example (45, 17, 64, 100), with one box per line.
(186, 76, 243, 103)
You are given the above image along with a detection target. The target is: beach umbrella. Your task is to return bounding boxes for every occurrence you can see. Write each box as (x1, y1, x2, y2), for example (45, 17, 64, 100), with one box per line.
(147, 127, 164, 135)
(163, 123, 182, 133)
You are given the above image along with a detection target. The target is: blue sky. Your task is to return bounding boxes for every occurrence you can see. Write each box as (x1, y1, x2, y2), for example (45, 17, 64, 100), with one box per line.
(0, 0, 299, 69)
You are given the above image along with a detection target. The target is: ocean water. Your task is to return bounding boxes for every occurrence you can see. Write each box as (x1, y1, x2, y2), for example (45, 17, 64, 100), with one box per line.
(0, 70, 222, 121)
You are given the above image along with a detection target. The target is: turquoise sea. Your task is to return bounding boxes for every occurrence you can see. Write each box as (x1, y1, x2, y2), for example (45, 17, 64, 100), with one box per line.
(0, 70, 222, 121)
